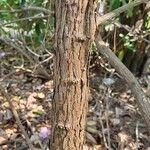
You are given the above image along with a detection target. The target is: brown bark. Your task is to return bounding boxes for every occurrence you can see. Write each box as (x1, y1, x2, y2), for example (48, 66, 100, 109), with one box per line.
(50, 1, 96, 150)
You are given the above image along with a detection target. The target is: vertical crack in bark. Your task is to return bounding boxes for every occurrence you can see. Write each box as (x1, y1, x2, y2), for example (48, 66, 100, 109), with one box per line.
(51, 0, 97, 149)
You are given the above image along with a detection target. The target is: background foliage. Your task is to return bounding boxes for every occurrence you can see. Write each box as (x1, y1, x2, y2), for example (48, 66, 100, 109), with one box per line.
(0, 0, 150, 149)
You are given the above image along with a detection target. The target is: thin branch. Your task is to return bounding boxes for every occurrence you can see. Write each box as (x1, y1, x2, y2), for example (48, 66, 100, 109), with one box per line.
(135, 121, 139, 150)
(0, 6, 53, 14)
(95, 35, 150, 134)
(145, 1, 150, 10)
(97, 0, 149, 25)
(113, 21, 150, 44)
(0, 37, 51, 79)
(26, 119, 45, 150)
(99, 111, 109, 149)
(0, 85, 35, 150)
(0, 15, 50, 27)
(105, 88, 112, 150)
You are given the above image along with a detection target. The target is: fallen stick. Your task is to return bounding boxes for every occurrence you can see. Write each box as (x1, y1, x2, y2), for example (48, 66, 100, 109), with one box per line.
(0, 85, 35, 150)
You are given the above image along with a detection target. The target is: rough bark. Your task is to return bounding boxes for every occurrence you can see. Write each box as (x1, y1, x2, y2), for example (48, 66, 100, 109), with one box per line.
(50, 1, 96, 150)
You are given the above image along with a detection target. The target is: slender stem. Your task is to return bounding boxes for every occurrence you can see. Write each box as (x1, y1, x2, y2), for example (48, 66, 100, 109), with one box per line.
(97, 0, 149, 25)
(0, 15, 50, 27)
(0, 6, 53, 14)
(0, 85, 35, 150)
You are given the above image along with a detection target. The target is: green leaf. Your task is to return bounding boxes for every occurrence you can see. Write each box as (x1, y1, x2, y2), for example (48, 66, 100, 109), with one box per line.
(145, 12, 150, 30)
(119, 33, 124, 38)
(19, 0, 26, 6)
(109, 0, 120, 10)
(124, 35, 130, 40)
(35, 22, 41, 35)
(0, 0, 7, 4)
(36, 92, 45, 99)
(86, 127, 98, 134)
(117, 49, 124, 61)
(32, 108, 46, 115)
(90, 42, 97, 53)
(87, 120, 97, 126)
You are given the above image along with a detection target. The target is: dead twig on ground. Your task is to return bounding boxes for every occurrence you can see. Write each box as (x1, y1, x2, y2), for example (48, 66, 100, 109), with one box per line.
(0, 84, 35, 150)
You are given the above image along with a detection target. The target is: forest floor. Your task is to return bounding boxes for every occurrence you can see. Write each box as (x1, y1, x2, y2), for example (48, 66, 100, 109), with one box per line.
(0, 52, 150, 150)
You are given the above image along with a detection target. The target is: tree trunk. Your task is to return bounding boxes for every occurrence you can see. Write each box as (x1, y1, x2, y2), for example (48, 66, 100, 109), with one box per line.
(50, 1, 96, 150)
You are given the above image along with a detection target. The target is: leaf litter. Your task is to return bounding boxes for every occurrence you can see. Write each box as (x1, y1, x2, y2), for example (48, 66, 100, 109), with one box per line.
(0, 54, 150, 149)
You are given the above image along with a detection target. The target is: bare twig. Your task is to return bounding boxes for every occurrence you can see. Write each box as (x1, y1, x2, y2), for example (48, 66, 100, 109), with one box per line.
(35, 54, 53, 68)
(0, 6, 53, 14)
(113, 21, 150, 44)
(135, 121, 139, 150)
(145, 1, 150, 10)
(105, 88, 111, 150)
(97, 0, 149, 25)
(26, 119, 44, 150)
(0, 37, 34, 62)
(95, 36, 150, 134)
(99, 112, 109, 149)
(0, 85, 35, 150)
(0, 70, 16, 82)
(0, 37, 51, 79)
(0, 15, 50, 27)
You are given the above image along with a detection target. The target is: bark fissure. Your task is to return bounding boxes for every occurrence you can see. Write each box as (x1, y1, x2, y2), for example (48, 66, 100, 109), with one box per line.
(51, 0, 97, 149)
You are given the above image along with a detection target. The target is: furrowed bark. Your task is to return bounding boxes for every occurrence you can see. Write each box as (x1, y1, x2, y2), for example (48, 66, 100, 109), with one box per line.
(50, 0, 97, 149)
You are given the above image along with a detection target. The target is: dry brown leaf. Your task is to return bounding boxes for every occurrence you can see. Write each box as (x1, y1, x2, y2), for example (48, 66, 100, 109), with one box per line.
(0, 136, 7, 145)
(3, 109, 13, 121)
(27, 92, 37, 109)
(110, 118, 120, 126)
(118, 132, 129, 143)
